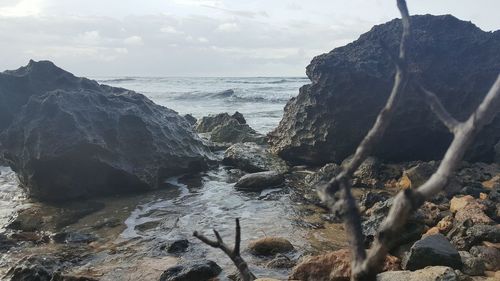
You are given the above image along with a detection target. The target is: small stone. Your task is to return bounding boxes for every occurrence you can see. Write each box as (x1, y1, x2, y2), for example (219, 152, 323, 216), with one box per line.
(437, 215, 454, 234)
(234, 171, 284, 191)
(167, 239, 189, 254)
(159, 260, 222, 281)
(402, 234, 462, 270)
(247, 237, 294, 256)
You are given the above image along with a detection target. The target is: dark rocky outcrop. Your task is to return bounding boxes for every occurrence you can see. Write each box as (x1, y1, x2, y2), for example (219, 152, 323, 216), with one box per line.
(0, 60, 212, 201)
(269, 15, 500, 166)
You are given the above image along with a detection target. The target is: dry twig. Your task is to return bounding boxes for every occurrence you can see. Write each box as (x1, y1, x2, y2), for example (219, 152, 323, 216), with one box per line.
(193, 218, 256, 281)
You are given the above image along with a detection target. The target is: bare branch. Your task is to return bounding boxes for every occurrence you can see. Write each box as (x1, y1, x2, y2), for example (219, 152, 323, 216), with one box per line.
(194, 218, 256, 281)
(318, 0, 411, 275)
(356, 74, 500, 280)
(418, 85, 460, 132)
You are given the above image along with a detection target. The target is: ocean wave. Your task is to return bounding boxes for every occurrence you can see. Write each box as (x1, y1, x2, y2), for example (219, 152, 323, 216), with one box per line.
(171, 88, 289, 103)
(98, 78, 137, 83)
(226, 78, 308, 85)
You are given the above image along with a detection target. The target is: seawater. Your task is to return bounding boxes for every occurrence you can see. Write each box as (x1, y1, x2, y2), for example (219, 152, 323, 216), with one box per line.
(94, 76, 309, 133)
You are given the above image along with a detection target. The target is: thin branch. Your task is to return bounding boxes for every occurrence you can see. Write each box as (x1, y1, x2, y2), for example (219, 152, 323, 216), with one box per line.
(418, 85, 459, 133)
(355, 74, 500, 280)
(318, 0, 411, 276)
(194, 218, 256, 281)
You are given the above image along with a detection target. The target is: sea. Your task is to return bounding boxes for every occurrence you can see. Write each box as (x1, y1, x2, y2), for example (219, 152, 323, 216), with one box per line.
(93, 76, 310, 133)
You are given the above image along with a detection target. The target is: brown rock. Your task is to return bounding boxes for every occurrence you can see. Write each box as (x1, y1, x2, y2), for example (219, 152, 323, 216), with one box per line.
(482, 175, 500, 189)
(289, 249, 400, 281)
(450, 196, 475, 213)
(247, 237, 294, 256)
(455, 203, 494, 225)
(424, 227, 441, 237)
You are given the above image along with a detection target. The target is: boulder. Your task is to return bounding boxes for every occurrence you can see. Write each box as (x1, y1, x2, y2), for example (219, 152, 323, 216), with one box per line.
(269, 15, 500, 166)
(247, 237, 294, 256)
(376, 266, 459, 281)
(0, 61, 212, 201)
(290, 249, 399, 281)
(234, 171, 284, 191)
(211, 118, 266, 144)
(195, 112, 234, 133)
(402, 234, 462, 270)
(159, 260, 222, 281)
(223, 143, 288, 173)
(265, 254, 296, 269)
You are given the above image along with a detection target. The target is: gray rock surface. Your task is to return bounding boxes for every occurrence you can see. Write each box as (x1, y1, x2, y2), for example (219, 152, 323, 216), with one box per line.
(269, 15, 500, 165)
(402, 234, 462, 270)
(0, 60, 212, 201)
(377, 266, 458, 281)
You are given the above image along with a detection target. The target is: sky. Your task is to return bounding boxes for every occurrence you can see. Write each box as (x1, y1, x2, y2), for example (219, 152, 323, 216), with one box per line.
(0, 0, 499, 77)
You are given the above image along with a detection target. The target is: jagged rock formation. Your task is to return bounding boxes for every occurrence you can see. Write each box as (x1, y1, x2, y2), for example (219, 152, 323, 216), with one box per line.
(0, 60, 212, 201)
(269, 15, 500, 165)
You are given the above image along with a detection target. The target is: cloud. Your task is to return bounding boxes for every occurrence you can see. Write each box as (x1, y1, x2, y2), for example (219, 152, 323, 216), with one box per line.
(216, 22, 239, 32)
(0, 0, 44, 17)
(123, 35, 143, 46)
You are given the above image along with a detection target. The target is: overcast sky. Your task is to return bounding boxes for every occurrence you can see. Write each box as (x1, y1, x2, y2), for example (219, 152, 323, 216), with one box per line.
(0, 0, 498, 77)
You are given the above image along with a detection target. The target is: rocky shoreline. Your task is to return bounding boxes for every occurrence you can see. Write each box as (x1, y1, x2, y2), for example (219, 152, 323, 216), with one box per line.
(0, 13, 499, 281)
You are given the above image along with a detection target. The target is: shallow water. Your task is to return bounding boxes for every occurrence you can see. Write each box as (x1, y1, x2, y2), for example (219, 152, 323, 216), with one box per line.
(93, 76, 309, 133)
(0, 163, 347, 280)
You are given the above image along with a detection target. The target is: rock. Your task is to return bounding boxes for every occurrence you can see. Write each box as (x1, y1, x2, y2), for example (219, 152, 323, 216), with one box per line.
(455, 203, 494, 225)
(459, 251, 486, 276)
(418, 201, 443, 226)
(234, 171, 284, 191)
(399, 162, 438, 189)
(0, 60, 212, 201)
(265, 254, 296, 269)
(166, 239, 189, 254)
(7, 207, 44, 232)
(211, 118, 266, 144)
(402, 234, 462, 270)
(269, 15, 500, 166)
(232, 111, 246, 124)
(223, 143, 288, 173)
(247, 237, 294, 256)
(305, 163, 340, 186)
(290, 249, 400, 281)
(51, 273, 99, 281)
(183, 114, 197, 126)
(436, 215, 454, 234)
(451, 196, 476, 213)
(470, 246, 500, 271)
(195, 113, 235, 133)
(377, 266, 459, 281)
(359, 191, 391, 212)
(159, 260, 222, 281)
(4, 255, 62, 281)
(51, 232, 96, 244)
(0, 234, 16, 252)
